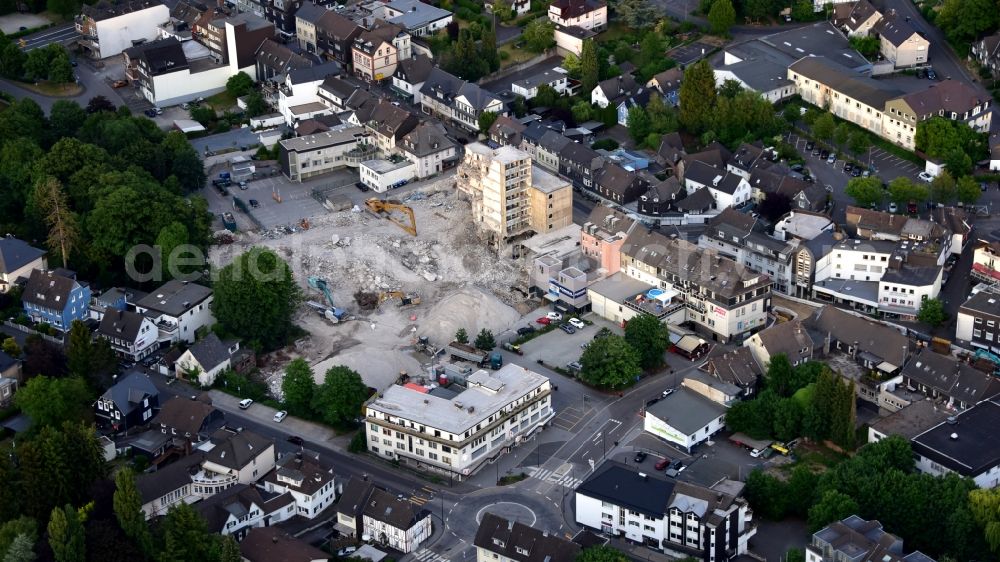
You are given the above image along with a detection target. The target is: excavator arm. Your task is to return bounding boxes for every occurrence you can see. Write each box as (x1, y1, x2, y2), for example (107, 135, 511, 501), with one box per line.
(365, 198, 417, 237)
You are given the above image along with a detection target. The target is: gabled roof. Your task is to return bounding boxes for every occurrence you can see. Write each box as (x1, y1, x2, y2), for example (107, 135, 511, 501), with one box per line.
(685, 142, 731, 169)
(805, 306, 907, 367)
(842, 0, 881, 32)
(363, 486, 426, 529)
(22, 269, 81, 310)
(256, 39, 313, 75)
(649, 67, 683, 92)
(419, 67, 464, 101)
(703, 347, 762, 388)
(657, 132, 685, 165)
(315, 10, 363, 41)
(674, 187, 715, 212)
(82, 0, 165, 21)
(136, 452, 205, 503)
(751, 319, 813, 363)
(874, 13, 922, 47)
(595, 75, 637, 101)
(186, 333, 234, 372)
(263, 453, 335, 496)
(707, 207, 756, 237)
(558, 141, 602, 168)
(99, 371, 158, 414)
(196, 484, 267, 532)
(488, 115, 527, 146)
(240, 527, 330, 562)
(457, 81, 503, 112)
(399, 122, 458, 157)
(684, 159, 726, 187)
(319, 76, 356, 100)
(294, 1, 327, 24)
(789, 56, 903, 108)
(474, 513, 580, 562)
(0, 237, 44, 274)
(575, 461, 676, 518)
(336, 476, 376, 519)
(154, 396, 218, 436)
(367, 100, 418, 139)
(394, 53, 434, 84)
(900, 80, 988, 119)
(595, 163, 643, 197)
(550, 0, 606, 19)
(205, 428, 272, 470)
(537, 129, 572, 153)
(902, 348, 1000, 405)
(645, 387, 728, 434)
(288, 61, 341, 85)
(978, 32, 1000, 60)
(98, 308, 149, 342)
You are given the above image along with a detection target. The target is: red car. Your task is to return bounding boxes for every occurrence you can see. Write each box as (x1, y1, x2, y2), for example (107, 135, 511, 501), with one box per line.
(655, 458, 670, 471)
(536, 317, 551, 325)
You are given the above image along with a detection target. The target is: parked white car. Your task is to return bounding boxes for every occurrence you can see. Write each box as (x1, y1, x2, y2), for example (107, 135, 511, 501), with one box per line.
(238, 398, 254, 410)
(568, 318, 586, 329)
(889, 202, 898, 213)
(546, 311, 563, 321)
(273, 410, 288, 423)
(918, 171, 934, 183)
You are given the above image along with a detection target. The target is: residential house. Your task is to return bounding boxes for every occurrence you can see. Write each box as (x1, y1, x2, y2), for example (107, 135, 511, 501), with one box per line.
(837, 0, 882, 36)
(0, 350, 22, 385)
(972, 239, 1000, 284)
(511, 69, 570, 100)
(157, 0, 211, 42)
(98, 308, 159, 362)
(547, 0, 606, 32)
(257, 38, 313, 82)
(261, 453, 338, 519)
(874, 13, 929, 68)
(713, 56, 796, 103)
(592, 163, 649, 205)
(884, 80, 992, 150)
(137, 452, 206, 518)
(197, 484, 294, 539)
(643, 387, 728, 452)
(352, 21, 410, 82)
(698, 208, 797, 294)
(992, 142, 1000, 172)
(901, 348, 1000, 411)
(392, 53, 433, 103)
(0, 237, 45, 293)
(398, 121, 460, 178)
(175, 333, 242, 387)
(956, 289, 1000, 352)
(277, 62, 342, 126)
(375, 0, 453, 36)
(553, 25, 596, 57)
(558, 141, 604, 190)
(807, 516, 937, 562)
(313, 10, 363, 63)
(135, 280, 214, 344)
(419, 67, 505, 131)
(474, 513, 580, 562)
(701, 347, 762, 399)
(591, 75, 637, 109)
(94, 371, 160, 432)
(240, 527, 330, 562)
(683, 161, 752, 210)
(744, 319, 814, 371)
(972, 32, 1000, 75)
(364, 100, 419, 156)
(317, 75, 357, 110)
(154, 394, 224, 440)
(195, 427, 276, 495)
(805, 305, 908, 375)
(646, 67, 682, 105)
(575, 462, 756, 561)
(337, 477, 431, 552)
(911, 397, 1000, 488)
(535, 130, 572, 173)
(22, 268, 91, 332)
(656, 132, 686, 178)
(580, 206, 637, 276)
(674, 188, 716, 215)
(682, 370, 743, 406)
(76, 0, 171, 59)
(638, 177, 683, 216)
(488, 115, 527, 148)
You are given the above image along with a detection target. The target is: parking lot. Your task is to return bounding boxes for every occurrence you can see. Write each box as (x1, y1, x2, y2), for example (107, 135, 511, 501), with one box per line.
(626, 430, 774, 487)
(517, 316, 623, 370)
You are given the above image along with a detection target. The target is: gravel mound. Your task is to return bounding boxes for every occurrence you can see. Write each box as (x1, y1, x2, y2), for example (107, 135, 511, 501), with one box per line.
(418, 286, 520, 346)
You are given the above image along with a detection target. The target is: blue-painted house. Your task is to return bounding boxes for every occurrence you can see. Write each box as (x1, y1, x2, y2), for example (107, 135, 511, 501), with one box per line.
(22, 269, 92, 332)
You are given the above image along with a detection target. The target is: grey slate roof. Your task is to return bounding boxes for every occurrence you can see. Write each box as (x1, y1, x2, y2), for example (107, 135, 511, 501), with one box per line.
(959, 290, 1000, 320)
(240, 527, 331, 562)
(137, 280, 212, 317)
(154, 395, 217, 436)
(575, 461, 676, 518)
(0, 238, 44, 274)
(98, 308, 148, 342)
(806, 306, 908, 366)
(399, 122, 458, 157)
(205, 428, 272, 470)
(703, 347, 762, 388)
(187, 333, 234, 372)
(100, 371, 158, 414)
(902, 348, 1000, 406)
(363, 486, 426, 529)
(288, 61, 341, 85)
(22, 269, 80, 310)
(197, 484, 269, 532)
(294, 1, 326, 23)
(674, 187, 715, 212)
(684, 160, 726, 187)
(474, 513, 580, 562)
(717, 57, 792, 92)
(752, 319, 813, 364)
(874, 13, 920, 47)
(644, 387, 727, 434)
(788, 56, 902, 108)
(394, 53, 434, 84)
(136, 452, 205, 503)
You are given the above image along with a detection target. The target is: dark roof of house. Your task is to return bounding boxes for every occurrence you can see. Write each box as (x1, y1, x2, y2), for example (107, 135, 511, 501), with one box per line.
(703, 347, 762, 388)
(788, 56, 902, 108)
(256, 39, 313, 75)
(752, 319, 813, 363)
(812, 516, 934, 562)
(22, 269, 81, 310)
(137, 280, 212, 317)
(842, 0, 880, 31)
(537, 129, 572, 153)
(458, 81, 503, 112)
(550, 0, 606, 19)
(294, 1, 326, 23)
(880, 264, 941, 287)
(154, 396, 218, 436)
(186, 333, 234, 372)
(805, 306, 908, 366)
(707, 207, 756, 238)
(367, 101, 419, 139)
(645, 387, 728, 434)
(420, 67, 464, 100)
(99, 371, 158, 414)
(315, 10, 363, 41)
(205, 428, 272, 470)
(657, 132, 685, 165)
(489, 115, 527, 146)
(289, 61, 341, 85)
(320, 76, 356, 100)
(674, 187, 715, 212)
(240, 527, 330, 562)
(400, 122, 457, 157)
(553, 24, 596, 40)
(912, 397, 1000, 476)
(684, 159, 726, 186)
(901, 80, 988, 119)
(959, 290, 1000, 319)
(559, 141, 603, 168)
(474, 513, 580, 562)
(363, 486, 426, 529)
(98, 308, 148, 342)
(0, 351, 17, 372)
(902, 348, 1000, 405)
(684, 142, 731, 169)
(197, 484, 267, 532)
(170, 0, 208, 25)
(136, 452, 205, 503)
(125, 37, 189, 75)
(263, 453, 335, 496)
(729, 143, 764, 172)
(645, 176, 683, 201)
(0, 238, 44, 274)
(869, 399, 951, 440)
(595, 163, 643, 197)
(874, 13, 921, 47)
(649, 67, 683, 91)
(575, 461, 676, 518)
(394, 53, 434, 84)
(595, 75, 638, 101)
(336, 476, 376, 518)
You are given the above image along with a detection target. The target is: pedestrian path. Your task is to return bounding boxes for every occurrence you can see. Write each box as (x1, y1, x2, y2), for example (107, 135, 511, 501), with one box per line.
(414, 548, 450, 562)
(529, 467, 583, 488)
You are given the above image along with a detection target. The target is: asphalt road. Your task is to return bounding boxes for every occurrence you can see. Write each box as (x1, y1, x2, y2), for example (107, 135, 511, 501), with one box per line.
(18, 22, 78, 52)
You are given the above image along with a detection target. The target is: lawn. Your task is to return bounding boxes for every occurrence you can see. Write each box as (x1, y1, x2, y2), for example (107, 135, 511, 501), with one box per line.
(206, 90, 238, 111)
(499, 44, 540, 67)
(781, 441, 848, 474)
(16, 80, 83, 97)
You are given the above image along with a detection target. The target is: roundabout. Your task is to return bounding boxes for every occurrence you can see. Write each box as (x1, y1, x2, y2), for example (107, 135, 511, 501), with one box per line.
(443, 482, 567, 541)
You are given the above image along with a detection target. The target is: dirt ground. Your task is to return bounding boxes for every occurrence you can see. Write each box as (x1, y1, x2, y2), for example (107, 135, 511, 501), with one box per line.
(209, 178, 532, 394)
(0, 13, 50, 34)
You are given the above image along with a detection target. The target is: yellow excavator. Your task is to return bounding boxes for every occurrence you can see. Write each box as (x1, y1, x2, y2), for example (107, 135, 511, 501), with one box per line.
(365, 198, 417, 236)
(379, 291, 421, 307)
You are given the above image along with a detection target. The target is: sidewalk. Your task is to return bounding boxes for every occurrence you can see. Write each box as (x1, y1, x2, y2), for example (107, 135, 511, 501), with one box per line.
(208, 389, 351, 448)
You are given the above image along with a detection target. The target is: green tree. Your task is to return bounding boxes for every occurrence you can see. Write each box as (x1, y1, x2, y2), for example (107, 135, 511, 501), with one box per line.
(623, 313, 668, 369)
(970, 488, 1000, 555)
(532, 84, 560, 108)
(562, 53, 581, 77)
(812, 112, 836, 142)
(887, 177, 929, 206)
(157, 503, 218, 562)
(845, 176, 885, 208)
(833, 122, 851, 149)
(615, 0, 658, 27)
(282, 358, 317, 418)
(808, 490, 859, 531)
(474, 328, 496, 350)
(34, 176, 79, 267)
(571, 101, 593, 123)
(213, 247, 301, 351)
(46, 0, 80, 19)
(47, 504, 85, 562)
(772, 398, 802, 442)
(0, 519, 36, 559)
(48, 54, 73, 84)
(580, 39, 599, 95)
(930, 171, 957, 204)
(956, 175, 982, 205)
(49, 100, 87, 140)
(718, 79, 743, 99)
(786, 465, 819, 518)
(66, 320, 114, 389)
(15, 376, 90, 428)
(679, 60, 716, 134)
(848, 35, 880, 57)
(523, 18, 555, 52)
(765, 353, 795, 396)
(785, 549, 806, 562)
(707, 0, 736, 35)
(155, 221, 193, 279)
(225, 71, 254, 97)
(219, 536, 241, 562)
(848, 129, 871, 156)
(4, 534, 35, 562)
(18, 422, 106, 520)
(312, 366, 370, 427)
(478, 111, 499, 134)
(578, 334, 641, 388)
(626, 106, 651, 144)
(455, 327, 469, 344)
(936, 0, 998, 44)
(917, 298, 946, 327)
(0, 34, 27, 79)
(113, 469, 153, 556)
(576, 545, 628, 562)
(244, 91, 268, 118)
(745, 469, 788, 519)
(479, 25, 500, 72)
(0, 338, 18, 358)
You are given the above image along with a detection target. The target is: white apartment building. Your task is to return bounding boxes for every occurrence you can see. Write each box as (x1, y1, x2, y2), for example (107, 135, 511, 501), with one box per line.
(278, 125, 376, 181)
(134, 280, 214, 345)
(575, 462, 755, 561)
(365, 365, 554, 480)
(547, 0, 607, 31)
(194, 428, 276, 495)
(261, 454, 337, 519)
(77, 0, 171, 59)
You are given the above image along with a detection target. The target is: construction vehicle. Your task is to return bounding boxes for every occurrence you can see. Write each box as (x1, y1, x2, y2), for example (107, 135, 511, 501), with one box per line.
(221, 212, 237, 232)
(378, 291, 421, 307)
(443, 342, 503, 369)
(365, 198, 417, 236)
(306, 276, 348, 323)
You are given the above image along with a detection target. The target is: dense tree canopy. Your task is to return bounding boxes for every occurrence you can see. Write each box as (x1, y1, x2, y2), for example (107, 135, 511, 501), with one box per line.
(579, 334, 641, 388)
(311, 366, 371, 427)
(915, 118, 987, 177)
(623, 314, 669, 369)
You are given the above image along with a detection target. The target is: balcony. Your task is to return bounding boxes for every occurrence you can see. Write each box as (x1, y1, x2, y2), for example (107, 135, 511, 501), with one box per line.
(191, 469, 237, 491)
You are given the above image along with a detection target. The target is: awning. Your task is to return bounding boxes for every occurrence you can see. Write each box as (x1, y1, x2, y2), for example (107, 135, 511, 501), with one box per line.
(676, 335, 705, 353)
(544, 293, 559, 302)
(877, 361, 897, 373)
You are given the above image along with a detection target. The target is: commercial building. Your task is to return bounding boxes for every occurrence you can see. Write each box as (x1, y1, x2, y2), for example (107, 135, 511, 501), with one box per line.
(575, 462, 755, 561)
(805, 305, 908, 376)
(457, 143, 573, 251)
(912, 398, 1000, 488)
(698, 209, 797, 294)
(364, 365, 554, 479)
(278, 125, 375, 181)
(807, 516, 937, 562)
(359, 157, 416, 192)
(77, 0, 171, 59)
(643, 387, 727, 452)
(371, 0, 452, 36)
(868, 399, 951, 443)
(420, 67, 505, 131)
(580, 207, 637, 277)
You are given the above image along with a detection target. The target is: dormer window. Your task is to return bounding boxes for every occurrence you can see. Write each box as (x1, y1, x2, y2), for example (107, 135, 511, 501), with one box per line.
(515, 547, 529, 556)
(493, 539, 505, 547)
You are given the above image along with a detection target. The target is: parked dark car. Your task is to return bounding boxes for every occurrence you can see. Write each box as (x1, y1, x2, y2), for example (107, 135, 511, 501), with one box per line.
(355, 182, 370, 192)
(843, 162, 853, 173)
(287, 436, 304, 446)
(516, 326, 535, 336)
(917, 68, 926, 79)
(820, 149, 829, 159)
(668, 459, 684, 471)
(851, 167, 862, 177)
(805, 141, 815, 151)
(926, 68, 937, 80)
(249, 199, 259, 208)
(559, 323, 576, 334)
(634, 451, 647, 463)
(790, 163, 804, 173)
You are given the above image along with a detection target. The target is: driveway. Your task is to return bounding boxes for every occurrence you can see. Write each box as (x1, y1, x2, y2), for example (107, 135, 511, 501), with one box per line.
(191, 128, 268, 155)
(481, 55, 564, 96)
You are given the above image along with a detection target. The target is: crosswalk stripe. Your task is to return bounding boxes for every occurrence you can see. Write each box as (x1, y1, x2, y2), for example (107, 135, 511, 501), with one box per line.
(410, 496, 429, 505)
(420, 486, 434, 494)
(414, 550, 450, 562)
(530, 467, 552, 480)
